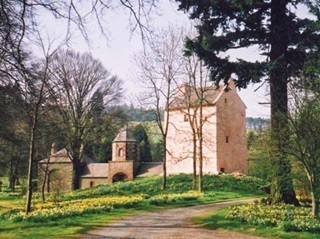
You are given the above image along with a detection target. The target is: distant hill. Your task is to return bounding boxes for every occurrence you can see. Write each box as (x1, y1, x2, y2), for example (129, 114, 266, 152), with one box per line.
(106, 105, 164, 122)
(246, 117, 269, 130)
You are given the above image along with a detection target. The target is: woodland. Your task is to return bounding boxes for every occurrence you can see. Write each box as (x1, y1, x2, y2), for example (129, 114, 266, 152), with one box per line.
(1, 0, 320, 220)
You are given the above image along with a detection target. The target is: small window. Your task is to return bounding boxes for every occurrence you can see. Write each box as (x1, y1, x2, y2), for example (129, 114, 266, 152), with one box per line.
(118, 148, 124, 157)
(90, 181, 94, 187)
(220, 168, 225, 173)
(225, 98, 227, 103)
(226, 136, 229, 143)
(184, 114, 189, 122)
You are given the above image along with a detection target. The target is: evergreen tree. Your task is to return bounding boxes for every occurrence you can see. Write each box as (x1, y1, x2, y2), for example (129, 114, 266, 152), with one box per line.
(133, 124, 153, 162)
(175, 0, 320, 205)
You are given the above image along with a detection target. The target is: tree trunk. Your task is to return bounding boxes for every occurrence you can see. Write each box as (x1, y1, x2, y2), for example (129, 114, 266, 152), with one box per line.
(192, 133, 197, 190)
(311, 191, 319, 217)
(70, 141, 83, 191)
(41, 154, 51, 202)
(72, 161, 81, 190)
(198, 99, 203, 193)
(269, 0, 299, 205)
(162, 136, 167, 190)
(8, 158, 16, 191)
(25, 115, 37, 214)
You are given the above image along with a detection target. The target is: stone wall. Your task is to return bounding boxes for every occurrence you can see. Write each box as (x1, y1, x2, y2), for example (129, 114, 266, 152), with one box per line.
(166, 106, 218, 175)
(108, 161, 134, 184)
(215, 81, 247, 174)
(165, 80, 247, 175)
(38, 162, 73, 192)
(81, 178, 108, 189)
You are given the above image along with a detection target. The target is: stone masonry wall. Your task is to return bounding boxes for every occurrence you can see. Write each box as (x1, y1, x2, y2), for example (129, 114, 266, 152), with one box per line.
(81, 178, 108, 189)
(108, 161, 134, 184)
(38, 162, 73, 192)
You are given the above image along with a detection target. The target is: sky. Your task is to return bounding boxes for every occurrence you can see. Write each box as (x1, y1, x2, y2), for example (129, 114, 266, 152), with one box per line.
(35, 1, 270, 118)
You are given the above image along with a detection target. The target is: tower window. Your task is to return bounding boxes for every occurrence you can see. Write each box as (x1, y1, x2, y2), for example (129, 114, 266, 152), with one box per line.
(226, 136, 229, 143)
(118, 148, 124, 157)
(225, 98, 227, 103)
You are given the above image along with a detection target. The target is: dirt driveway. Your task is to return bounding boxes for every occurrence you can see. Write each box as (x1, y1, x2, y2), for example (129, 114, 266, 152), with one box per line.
(80, 199, 267, 239)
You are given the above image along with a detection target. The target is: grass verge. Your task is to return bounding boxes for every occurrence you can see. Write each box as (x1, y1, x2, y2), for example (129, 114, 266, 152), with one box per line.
(192, 207, 320, 239)
(0, 174, 267, 238)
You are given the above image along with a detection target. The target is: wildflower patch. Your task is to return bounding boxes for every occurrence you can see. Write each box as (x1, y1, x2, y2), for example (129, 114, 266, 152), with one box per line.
(4, 191, 202, 223)
(227, 202, 320, 233)
(6, 195, 145, 222)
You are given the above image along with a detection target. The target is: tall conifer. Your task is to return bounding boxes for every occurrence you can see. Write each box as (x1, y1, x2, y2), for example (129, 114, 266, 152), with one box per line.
(176, 0, 320, 204)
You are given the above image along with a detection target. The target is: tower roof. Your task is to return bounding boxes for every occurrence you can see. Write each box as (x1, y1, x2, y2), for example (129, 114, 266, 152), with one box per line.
(113, 126, 137, 142)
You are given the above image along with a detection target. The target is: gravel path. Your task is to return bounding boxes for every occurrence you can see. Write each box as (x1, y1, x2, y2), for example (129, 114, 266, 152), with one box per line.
(80, 199, 267, 239)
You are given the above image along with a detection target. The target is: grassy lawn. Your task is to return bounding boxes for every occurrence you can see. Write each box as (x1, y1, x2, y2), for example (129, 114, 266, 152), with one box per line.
(0, 195, 254, 239)
(192, 207, 320, 239)
(0, 208, 140, 239)
(0, 193, 23, 215)
(0, 174, 268, 239)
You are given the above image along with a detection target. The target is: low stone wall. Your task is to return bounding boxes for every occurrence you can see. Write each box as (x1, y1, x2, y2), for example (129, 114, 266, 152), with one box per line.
(80, 177, 108, 189)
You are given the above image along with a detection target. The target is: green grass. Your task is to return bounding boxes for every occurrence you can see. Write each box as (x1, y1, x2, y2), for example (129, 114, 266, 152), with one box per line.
(193, 207, 320, 239)
(0, 208, 141, 239)
(0, 174, 267, 239)
(0, 193, 23, 215)
(51, 174, 265, 202)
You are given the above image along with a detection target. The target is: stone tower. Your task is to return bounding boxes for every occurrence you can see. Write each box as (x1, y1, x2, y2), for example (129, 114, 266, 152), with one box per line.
(108, 126, 140, 183)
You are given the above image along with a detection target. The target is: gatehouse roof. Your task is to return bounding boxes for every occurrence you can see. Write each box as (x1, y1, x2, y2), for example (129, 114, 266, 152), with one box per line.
(113, 126, 137, 142)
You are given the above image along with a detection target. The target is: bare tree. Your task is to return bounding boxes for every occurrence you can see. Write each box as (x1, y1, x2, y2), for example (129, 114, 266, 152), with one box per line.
(24, 47, 60, 214)
(136, 26, 184, 190)
(171, 51, 220, 192)
(0, 0, 156, 213)
(48, 49, 123, 190)
(181, 56, 213, 192)
(286, 85, 320, 217)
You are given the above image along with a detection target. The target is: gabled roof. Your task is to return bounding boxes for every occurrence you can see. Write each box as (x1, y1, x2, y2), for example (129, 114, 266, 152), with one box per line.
(168, 81, 229, 111)
(81, 163, 109, 178)
(113, 126, 137, 142)
(39, 148, 94, 164)
(137, 162, 163, 177)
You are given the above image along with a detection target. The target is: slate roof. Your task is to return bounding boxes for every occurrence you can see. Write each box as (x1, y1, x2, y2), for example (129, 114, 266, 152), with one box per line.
(136, 162, 163, 177)
(113, 126, 137, 142)
(169, 83, 228, 110)
(81, 163, 109, 178)
(38, 148, 94, 164)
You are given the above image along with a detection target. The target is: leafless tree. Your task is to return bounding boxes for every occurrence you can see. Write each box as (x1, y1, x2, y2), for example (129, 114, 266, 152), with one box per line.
(47, 49, 123, 190)
(178, 54, 214, 192)
(136, 26, 184, 189)
(23, 39, 61, 214)
(0, 0, 156, 212)
(285, 84, 320, 217)
(0, 1, 158, 98)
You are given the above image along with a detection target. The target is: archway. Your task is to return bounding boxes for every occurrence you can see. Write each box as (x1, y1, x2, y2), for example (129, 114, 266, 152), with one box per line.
(112, 172, 128, 183)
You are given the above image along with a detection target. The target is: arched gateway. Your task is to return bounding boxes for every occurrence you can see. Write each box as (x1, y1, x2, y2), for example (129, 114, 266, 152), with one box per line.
(108, 126, 141, 184)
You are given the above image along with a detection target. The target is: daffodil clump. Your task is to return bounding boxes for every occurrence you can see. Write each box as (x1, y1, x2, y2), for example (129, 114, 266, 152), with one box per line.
(7, 194, 145, 222)
(227, 202, 320, 233)
(148, 191, 202, 205)
(5, 191, 203, 223)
